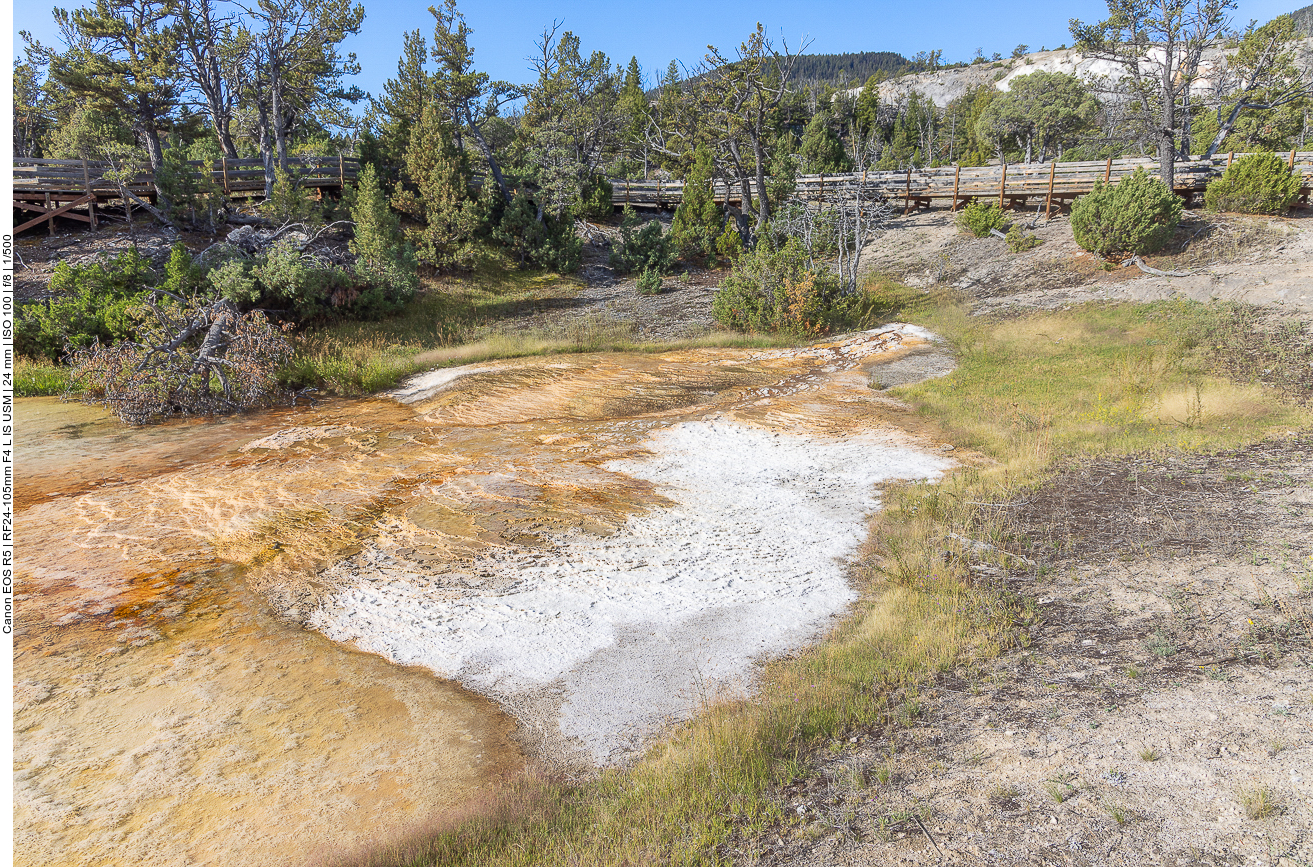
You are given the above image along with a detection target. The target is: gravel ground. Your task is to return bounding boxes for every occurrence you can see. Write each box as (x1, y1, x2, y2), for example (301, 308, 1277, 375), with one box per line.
(731, 439, 1313, 867)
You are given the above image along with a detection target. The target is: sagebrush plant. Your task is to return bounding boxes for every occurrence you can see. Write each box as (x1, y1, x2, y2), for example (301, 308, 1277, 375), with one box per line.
(609, 206, 675, 275)
(1204, 152, 1301, 214)
(1071, 168, 1183, 257)
(956, 200, 1010, 238)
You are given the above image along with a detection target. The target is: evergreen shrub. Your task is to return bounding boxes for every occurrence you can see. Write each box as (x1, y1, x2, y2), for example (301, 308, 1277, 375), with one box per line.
(1071, 168, 1183, 257)
(260, 168, 320, 226)
(669, 146, 725, 259)
(493, 191, 583, 273)
(636, 267, 663, 295)
(610, 206, 675, 275)
(711, 238, 845, 335)
(1204, 152, 1301, 215)
(575, 173, 614, 220)
(16, 249, 154, 361)
(1005, 224, 1041, 252)
(956, 200, 1010, 238)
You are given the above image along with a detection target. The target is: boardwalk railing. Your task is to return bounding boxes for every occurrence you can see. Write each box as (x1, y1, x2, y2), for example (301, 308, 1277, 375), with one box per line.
(13, 154, 359, 196)
(12, 150, 1312, 235)
(12, 155, 359, 234)
(611, 151, 1313, 212)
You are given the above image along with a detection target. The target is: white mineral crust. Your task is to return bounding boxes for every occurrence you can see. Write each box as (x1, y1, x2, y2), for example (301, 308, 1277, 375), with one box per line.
(310, 412, 952, 762)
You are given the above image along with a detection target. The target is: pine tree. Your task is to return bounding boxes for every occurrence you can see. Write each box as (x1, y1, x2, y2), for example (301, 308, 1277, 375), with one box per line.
(350, 163, 418, 305)
(798, 111, 851, 174)
(669, 145, 724, 258)
(368, 29, 433, 178)
(49, 0, 182, 204)
(391, 102, 480, 269)
(618, 56, 648, 176)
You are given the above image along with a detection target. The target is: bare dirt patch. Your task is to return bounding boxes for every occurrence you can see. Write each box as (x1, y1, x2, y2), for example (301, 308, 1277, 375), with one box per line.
(477, 226, 722, 344)
(737, 436, 1313, 867)
(862, 208, 1313, 317)
(496, 216, 722, 342)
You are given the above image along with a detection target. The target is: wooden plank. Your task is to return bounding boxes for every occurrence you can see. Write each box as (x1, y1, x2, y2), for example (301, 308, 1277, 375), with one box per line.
(15, 194, 94, 234)
(1045, 161, 1056, 218)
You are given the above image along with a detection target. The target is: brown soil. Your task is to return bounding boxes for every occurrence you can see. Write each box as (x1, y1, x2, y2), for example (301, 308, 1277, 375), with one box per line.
(734, 437, 1313, 867)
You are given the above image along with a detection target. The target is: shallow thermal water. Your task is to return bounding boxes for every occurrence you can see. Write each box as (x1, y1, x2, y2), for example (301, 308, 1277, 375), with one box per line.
(15, 399, 520, 867)
(16, 325, 953, 865)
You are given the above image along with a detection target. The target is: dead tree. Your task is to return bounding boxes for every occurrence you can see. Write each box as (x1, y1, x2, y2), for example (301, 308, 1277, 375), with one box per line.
(69, 292, 293, 424)
(776, 131, 894, 294)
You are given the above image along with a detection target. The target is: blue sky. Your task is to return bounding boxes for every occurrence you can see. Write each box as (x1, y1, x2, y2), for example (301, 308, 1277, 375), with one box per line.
(11, 0, 1304, 101)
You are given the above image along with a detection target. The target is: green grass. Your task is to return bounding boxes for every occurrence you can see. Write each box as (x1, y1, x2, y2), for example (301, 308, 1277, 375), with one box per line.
(15, 356, 74, 396)
(327, 288, 1309, 867)
(279, 267, 802, 395)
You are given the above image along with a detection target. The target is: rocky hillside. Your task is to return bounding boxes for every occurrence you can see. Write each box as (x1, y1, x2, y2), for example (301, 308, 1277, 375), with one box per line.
(847, 38, 1313, 108)
(1295, 3, 1313, 35)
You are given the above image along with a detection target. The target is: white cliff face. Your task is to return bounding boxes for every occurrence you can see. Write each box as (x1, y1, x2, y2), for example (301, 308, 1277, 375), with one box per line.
(844, 39, 1313, 108)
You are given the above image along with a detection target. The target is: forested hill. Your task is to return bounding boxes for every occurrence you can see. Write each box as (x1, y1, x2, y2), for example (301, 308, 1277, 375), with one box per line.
(790, 51, 911, 85)
(1293, 3, 1313, 35)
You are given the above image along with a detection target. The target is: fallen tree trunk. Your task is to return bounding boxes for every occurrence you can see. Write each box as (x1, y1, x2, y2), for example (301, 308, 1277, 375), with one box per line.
(71, 295, 292, 424)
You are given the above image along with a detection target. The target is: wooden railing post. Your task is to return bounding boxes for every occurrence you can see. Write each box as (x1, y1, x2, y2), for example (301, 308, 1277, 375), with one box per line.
(221, 157, 230, 195)
(819, 173, 825, 205)
(951, 164, 960, 212)
(657, 178, 662, 207)
(1226, 151, 1233, 169)
(998, 162, 1007, 209)
(339, 154, 346, 188)
(45, 192, 54, 236)
(81, 159, 97, 231)
(1045, 160, 1056, 219)
(903, 168, 911, 215)
(1290, 148, 1298, 171)
(1104, 157, 1112, 185)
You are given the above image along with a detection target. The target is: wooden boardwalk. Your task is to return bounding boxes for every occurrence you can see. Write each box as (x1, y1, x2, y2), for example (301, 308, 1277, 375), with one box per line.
(12, 150, 1313, 235)
(612, 151, 1313, 214)
(12, 155, 359, 234)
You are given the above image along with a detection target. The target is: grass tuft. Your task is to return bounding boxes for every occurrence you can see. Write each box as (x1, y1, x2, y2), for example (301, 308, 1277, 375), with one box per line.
(1240, 785, 1283, 820)
(15, 356, 74, 396)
